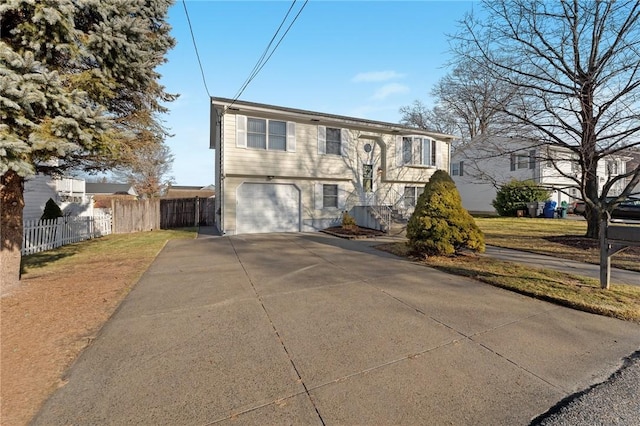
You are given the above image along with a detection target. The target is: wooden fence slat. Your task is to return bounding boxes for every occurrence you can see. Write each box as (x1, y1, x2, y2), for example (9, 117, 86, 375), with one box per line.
(159, 197, 215, 228)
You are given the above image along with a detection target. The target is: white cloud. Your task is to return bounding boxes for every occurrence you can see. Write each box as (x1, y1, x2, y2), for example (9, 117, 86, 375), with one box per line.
(352, 71, 405, 83)
(370, 83, 410, 100)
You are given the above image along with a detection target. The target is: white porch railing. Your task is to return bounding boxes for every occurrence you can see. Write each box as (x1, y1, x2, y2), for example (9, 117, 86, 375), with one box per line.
(22, 214, 112, 255)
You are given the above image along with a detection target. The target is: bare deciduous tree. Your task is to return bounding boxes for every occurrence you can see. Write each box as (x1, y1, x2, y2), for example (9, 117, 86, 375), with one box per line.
(454, 0, 640, 238)
(112, 142, 175, 199)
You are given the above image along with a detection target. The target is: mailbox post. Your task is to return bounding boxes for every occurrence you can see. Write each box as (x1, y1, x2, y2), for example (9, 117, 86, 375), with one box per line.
(600, 218, 640, 289)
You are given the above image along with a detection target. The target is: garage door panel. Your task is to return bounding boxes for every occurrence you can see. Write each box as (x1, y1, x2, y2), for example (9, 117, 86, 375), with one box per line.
(237, 183, 300, 234)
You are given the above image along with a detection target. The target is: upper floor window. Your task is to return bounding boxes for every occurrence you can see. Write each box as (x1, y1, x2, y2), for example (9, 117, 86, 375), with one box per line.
(606, 160, 618, 176)
(325, 127, 342, 155)
(247, 118, 287, 151)
(451, 161, 464, 176)
(400, 136, 436, 166)
(510, 150, 535, 171)
(318, 126, 348, 156)
(236, 115, 295, 151)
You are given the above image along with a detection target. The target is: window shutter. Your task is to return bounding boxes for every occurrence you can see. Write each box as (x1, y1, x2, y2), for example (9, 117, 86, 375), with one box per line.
(396, 136, 403, 167)
(459, 161, 464, 176)
(341, 128, 350, 157)
(236, 115, 247, 148)
(436, 141, 447, 169)
(529, 150, 536, 169)
(510, 153, 516, 171)
(315, 183, 323, 210)
(422, 139, 431, 166)
(317, 126, 326, 155)
(338, 184, 347, 210)
(286, 122, 296, 152)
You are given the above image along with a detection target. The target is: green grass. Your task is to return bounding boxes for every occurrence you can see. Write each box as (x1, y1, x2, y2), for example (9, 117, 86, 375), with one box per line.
(474, 217, 640, 272)
(21, 228, 197, 275)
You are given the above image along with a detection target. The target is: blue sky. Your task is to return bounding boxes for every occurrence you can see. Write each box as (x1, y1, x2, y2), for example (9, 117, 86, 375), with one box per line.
(160, 0, 476, 186)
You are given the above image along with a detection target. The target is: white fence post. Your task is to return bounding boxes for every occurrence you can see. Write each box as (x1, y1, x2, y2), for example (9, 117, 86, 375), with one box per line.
(22, 214, 113, 256)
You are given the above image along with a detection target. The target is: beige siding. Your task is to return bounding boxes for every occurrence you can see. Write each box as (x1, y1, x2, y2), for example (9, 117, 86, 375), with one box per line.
(223, 113, 449, 183)
(224, 114, 352, 179)
(218, 110, 452, 234)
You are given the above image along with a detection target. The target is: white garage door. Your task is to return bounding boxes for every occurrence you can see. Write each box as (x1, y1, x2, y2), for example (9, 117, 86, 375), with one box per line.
(236, 183, 300, 234)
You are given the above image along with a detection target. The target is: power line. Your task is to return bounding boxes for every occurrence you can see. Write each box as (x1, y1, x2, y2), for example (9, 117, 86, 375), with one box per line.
(182, 0, 211, 97)
(234, 1, 299, 101)
(227, 0, 309, 110)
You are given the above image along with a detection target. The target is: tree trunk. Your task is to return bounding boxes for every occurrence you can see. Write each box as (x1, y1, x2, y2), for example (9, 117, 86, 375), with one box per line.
(1, 170, 25, 291)
(584, 161, 601, 239)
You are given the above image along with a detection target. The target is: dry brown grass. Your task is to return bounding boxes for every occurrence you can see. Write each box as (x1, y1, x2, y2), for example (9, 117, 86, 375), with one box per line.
(1, 229, 196, 426)
(376, 241, 640, 322)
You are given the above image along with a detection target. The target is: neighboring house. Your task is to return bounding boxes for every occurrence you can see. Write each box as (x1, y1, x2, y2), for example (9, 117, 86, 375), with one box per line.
(23, 174, 91, 220)
(451, 136, 630, 214)
(210, 97, 455, 235)
(624, 148, 640, 196)
(163, 185, 215, 199)
(85, 182, 138, 208)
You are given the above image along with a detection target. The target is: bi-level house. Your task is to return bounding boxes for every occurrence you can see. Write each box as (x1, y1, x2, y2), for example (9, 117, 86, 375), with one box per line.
(210, 97, 455, 235)
(451, 136, 629, 214)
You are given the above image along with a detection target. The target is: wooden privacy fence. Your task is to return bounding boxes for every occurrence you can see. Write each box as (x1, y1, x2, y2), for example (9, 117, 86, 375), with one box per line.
(111, 199, 160, 234)
(160, 197, 215, 228)
(22, 214, 112, 255)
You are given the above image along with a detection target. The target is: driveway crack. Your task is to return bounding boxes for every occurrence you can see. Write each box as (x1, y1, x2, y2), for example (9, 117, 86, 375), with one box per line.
(229, 238, 326, 425)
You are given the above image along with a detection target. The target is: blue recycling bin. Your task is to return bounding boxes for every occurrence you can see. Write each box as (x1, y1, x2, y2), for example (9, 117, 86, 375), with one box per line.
(543, 201, 557, 218)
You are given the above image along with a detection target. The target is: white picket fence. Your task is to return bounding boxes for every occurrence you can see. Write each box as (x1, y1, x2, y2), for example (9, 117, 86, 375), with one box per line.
(22, 214, 112, 255)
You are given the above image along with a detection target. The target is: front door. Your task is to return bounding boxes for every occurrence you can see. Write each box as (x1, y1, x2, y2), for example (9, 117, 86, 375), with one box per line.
(362, 163, 375, 205)
(357, 138, 380, 206)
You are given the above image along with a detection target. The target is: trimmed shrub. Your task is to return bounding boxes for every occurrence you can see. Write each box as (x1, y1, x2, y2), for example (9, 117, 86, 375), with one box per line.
(342, 211, 357, 230)
(41, 198, 63, 221)
(407, 170, 485, 256)
(492, 180, 550, 217)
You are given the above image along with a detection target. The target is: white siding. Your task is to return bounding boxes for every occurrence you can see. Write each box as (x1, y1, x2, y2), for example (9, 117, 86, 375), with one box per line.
(23, 175, 57, 220)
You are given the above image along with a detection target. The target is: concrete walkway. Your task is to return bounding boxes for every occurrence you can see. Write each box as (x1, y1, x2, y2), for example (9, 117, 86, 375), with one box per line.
(33, 233, 640, 425)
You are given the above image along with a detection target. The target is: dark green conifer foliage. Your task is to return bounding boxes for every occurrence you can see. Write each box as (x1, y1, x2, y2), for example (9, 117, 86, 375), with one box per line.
(492, 180, 550, 217)
(41, 198, 63, 221)
(407, 170, 485, 256)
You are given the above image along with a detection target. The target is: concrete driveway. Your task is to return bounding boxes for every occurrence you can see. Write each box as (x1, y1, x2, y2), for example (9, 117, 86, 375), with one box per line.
(33, 233, 640, 425)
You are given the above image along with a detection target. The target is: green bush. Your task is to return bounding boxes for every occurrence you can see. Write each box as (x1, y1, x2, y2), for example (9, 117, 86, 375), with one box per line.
(407, 170, 485, 256)
(41, 198, 64, 221)
(492, 180, 550, 216)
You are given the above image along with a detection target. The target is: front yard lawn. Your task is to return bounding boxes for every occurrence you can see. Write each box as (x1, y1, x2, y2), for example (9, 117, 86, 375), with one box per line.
(474, 217, 640, 272)
(376, 216, 640, 323)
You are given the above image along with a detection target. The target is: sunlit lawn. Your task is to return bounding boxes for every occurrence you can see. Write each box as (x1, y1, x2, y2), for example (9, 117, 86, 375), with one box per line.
(474, 217, 640, 272)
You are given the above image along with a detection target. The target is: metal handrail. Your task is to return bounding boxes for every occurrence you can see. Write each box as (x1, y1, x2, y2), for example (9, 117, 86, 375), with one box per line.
(367, 205, 392, 233)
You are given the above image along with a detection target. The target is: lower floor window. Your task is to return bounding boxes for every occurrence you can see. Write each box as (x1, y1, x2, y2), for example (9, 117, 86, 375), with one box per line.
(323, 184, 338, 208)
(404, 186, 424, 207)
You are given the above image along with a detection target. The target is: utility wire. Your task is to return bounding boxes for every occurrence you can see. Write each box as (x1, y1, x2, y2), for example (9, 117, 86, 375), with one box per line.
(182, 0, 211, 97)
(233, 1, 298, 102)
(226, 0, 309, 110)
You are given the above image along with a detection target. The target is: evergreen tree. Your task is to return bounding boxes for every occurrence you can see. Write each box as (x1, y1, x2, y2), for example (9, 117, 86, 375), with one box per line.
(407, 170, 485, 257)
(1, 0, 176, 285)
(41, 198, 63, 221)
